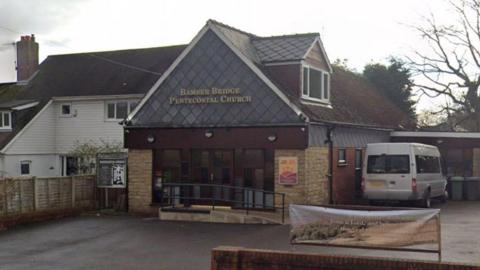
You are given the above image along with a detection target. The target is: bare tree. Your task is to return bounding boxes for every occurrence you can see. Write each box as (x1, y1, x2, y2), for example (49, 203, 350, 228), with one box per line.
(407, 0, 480, 130)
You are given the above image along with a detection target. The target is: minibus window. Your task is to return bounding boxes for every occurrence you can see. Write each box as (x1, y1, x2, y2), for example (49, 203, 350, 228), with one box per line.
(367, 155, 410, 174)
(415, 155, 441, 173)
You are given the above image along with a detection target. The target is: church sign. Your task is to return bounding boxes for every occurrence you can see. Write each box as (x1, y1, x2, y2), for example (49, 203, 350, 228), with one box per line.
(169, 87, 252, 105)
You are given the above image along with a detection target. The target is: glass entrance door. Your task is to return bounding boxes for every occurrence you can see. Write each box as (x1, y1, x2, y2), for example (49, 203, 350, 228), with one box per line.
(191, 150, 234, 205)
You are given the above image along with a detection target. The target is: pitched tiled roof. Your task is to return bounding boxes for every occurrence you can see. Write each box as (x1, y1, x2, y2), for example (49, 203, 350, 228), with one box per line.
(208, 20, 261, 64)
(209, 20, 319, 64)
(295, 68, 413, 129)
(17, 45, 187, 101)
(208, 20, 411, 129)
(0, 83, 38, 150)
(2, 19, 412, 153)
(252, 34, 319, 63)
(0, 45, 187, 151)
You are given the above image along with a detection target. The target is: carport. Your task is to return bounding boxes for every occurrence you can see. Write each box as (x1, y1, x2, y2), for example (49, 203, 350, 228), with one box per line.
(391, 131, 480, 200)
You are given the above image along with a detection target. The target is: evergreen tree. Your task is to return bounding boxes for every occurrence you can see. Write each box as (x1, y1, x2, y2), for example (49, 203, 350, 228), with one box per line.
(363, 58, 416, 121)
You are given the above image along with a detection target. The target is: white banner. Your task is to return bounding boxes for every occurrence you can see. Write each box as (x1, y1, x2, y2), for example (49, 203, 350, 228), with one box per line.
(290, 204, 440, 248)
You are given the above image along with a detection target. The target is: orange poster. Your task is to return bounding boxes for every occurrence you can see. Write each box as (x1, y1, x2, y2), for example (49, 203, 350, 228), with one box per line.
(278, 157, 298, 185)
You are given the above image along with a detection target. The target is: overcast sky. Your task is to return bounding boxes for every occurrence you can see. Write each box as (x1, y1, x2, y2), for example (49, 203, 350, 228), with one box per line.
(0, 0, 452, 112)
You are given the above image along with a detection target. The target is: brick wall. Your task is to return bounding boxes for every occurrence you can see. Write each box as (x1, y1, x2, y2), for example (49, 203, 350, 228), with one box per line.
(128, 149, 155, 215)
(211, 246, 480, 270)
(274, 148, 329, 206)
(333, 147, 362, 204)
(473, 148, 480, 177)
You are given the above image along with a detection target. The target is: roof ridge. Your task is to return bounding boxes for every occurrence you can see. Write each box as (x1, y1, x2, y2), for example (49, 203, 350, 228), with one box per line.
(48, 44, 188, 58)
(207, 19, 258, 38)
(252, 33, 319, 40)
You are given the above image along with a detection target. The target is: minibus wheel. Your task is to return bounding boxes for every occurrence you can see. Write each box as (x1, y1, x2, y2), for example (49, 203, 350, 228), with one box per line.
(440, 190, 448, 203)
(420, 191, 431, 208)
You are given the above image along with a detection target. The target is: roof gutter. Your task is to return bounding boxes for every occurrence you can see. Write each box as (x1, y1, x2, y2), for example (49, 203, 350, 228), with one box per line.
(124, 122, 307, 129)
(52, 94, 144, 102)
(309, 120, 395, 132)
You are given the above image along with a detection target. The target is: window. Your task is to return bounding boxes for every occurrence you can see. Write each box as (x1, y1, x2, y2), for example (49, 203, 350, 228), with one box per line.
(20, 160, 31, 175)
(106, 100, 138, 120)
(415, 155, 441, 174)
(367, 155, 410, 174)
(61, 156, 79, 176)
(60, 104, 72, 117)
(0, 111, 11, 129)
(302, 66, 330, 103)
(338, 149, 347, 166)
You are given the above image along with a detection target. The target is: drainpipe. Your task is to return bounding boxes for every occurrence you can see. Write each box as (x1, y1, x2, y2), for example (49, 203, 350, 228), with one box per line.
(325, 126, 335, 205)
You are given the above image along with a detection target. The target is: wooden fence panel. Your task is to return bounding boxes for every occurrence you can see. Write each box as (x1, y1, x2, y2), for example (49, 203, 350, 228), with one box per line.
(0, 175, 96, 218)
(19, 179, 34, 213)
(6, 179, 21, 214)
(74, 176, 95, 208)
(36, 178, 49, 211)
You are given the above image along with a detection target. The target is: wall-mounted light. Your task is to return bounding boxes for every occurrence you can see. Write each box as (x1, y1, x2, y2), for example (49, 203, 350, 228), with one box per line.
(147, 135, 155, 143)
(205, 130, 214, 139)
(267, 134, 277, 142)
(300, 127, 306, 132)
(437, 139, 443, 144)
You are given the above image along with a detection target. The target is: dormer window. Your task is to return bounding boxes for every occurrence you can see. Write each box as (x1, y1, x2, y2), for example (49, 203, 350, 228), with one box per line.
(0, 111, 12, 130)
(302, 65, 330, 103)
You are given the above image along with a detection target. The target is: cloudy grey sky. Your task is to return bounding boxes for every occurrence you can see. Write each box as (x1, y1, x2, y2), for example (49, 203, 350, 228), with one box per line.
(0, 0, 451, 111)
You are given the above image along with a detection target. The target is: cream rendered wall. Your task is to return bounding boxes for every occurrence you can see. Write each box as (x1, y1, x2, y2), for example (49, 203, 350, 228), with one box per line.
(54, 99, 129, 154)
(1, 97, 138, 177)
(4, 102, 56, 155)
(2, 154, 59, 177)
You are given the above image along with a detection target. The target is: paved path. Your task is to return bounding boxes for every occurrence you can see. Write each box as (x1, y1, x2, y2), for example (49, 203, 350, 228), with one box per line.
(0, 201, 479, 270)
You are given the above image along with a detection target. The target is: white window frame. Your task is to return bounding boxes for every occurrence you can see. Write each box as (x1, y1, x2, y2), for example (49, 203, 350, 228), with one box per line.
(337, 149, 347, 166)
(20, 160, 31, 175)
(105, 100, 138, 121)
(60, 103, 72, 117)
(0, 111, 12, 130)
(301, 65, 330, 104)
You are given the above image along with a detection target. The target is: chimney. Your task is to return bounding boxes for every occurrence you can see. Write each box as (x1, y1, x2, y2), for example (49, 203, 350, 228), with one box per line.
(16, 34, 39, 81)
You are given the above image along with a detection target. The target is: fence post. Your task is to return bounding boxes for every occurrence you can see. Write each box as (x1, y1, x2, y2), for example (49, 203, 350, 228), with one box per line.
(18, 179, 23, 213)
(3, 178, 7, 215)
(282, 194, 285, 224)
(46, 177, 50, 208)
(32, 177, 37, 212)
(71, 176, 76, 208)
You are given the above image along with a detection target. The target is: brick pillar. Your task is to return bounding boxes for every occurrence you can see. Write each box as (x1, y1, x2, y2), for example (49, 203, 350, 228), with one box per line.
(128, 149, 154, 215)
(274, 150, 306, 207)
(305, 147, 330, 205)
(274, 148, 330, 207)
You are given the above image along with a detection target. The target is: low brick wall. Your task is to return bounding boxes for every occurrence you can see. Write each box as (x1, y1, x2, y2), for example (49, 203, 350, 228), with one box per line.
(0, 175, 96, 228)
(211, 246, 480, 270)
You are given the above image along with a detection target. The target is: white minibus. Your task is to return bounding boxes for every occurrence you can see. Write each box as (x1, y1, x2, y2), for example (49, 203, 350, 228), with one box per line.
(362, 143, 447, 207)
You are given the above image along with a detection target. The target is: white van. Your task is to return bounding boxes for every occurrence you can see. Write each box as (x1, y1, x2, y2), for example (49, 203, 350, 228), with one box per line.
(362, 143, 447, 207)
